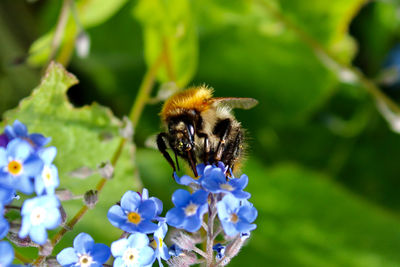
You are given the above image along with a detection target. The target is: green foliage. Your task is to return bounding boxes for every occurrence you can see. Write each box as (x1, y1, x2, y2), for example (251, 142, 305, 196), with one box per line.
(133, 0, 198, 87)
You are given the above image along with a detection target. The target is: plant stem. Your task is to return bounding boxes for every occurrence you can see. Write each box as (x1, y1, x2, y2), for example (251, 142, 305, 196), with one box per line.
(47, 0, 71, 67)
(206, 195, 217, 266)
(14, 250, 32, 264)
(259, 0, 400, 115)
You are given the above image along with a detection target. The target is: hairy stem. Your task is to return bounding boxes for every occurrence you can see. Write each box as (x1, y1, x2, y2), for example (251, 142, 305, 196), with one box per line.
(206, 194, 217, 266)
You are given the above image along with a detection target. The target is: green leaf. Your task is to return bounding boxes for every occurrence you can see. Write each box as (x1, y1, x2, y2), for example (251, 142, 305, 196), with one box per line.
(133, 0, 198, 87)
(192, 0, 362, 124)
(27, 0, 128, 66)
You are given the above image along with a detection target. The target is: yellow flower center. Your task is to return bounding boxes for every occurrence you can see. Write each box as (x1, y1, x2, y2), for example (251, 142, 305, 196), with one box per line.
(230, 213, 239, 223)
(8, 160, 22, 176)
(184, 203, 198, 216)
(127, 212, 141, 224)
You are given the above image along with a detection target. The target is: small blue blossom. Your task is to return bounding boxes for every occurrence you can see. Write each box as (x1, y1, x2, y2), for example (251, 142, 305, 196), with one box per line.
(201, 165, 250, 199)
(111, 232, 155, 267)
(150, 222, 170, 266)
(0, 139, 43, 194)
(5, 120, 50, 149)
(19, 195, 61, 245)
(217, 194, 257, 237)
(168, 244, 182, 257)
(0, 134, 9, 148)
(0, 205, 9, 239)
(0, 241, 13, 266)
(108, 190, 160, 234)
(57, 232, 111, 267)
(141, 188, 163, 220)
(34, 146, 59, 195)
(166, 189, 208, 232)
(212, 243, 225, 260)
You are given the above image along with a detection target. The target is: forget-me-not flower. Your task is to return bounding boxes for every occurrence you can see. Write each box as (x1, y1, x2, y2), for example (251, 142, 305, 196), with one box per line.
(19, 195, 61, 245)
(34, 146, 59, 195)
(150, 222, 170, 266)
(111, 232, 155, 267)
(217, 194, 257, 237)
(57, 232, 111, 267)
(166, 189, 208, 232)
(108, 190, 160, 234)
(5, 120, 50, 149)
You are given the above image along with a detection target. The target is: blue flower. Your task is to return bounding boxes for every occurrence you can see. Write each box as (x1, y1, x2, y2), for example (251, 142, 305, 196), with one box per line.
(141, 188, 163, 220)
(0, 205, 9, 240)
(0, 241, 13, 266)
(166, 189, 208, 232)
(0, 139, 43, 194)
(19, 195, 61, 245)
(34, 146, 59, 195)
(0, 187, 14, 206)
(5, 120, 50, 149)
(111, 232, 155, 267)
(108, 190, 160, 234)
(216, 194, 257, 237)
(0, 134, 9, 148)
(150, 222, 170, 266)
(57, 232, 111, 267)
(201, 166, 250, 199)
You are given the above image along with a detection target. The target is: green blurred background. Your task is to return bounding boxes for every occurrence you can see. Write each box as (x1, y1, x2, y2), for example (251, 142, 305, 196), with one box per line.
(2, 0, 400, 266)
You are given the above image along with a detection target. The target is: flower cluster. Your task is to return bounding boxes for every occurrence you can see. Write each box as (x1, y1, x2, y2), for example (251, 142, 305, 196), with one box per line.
(166, 162, 257, 265)
(0, 121, 61, 263)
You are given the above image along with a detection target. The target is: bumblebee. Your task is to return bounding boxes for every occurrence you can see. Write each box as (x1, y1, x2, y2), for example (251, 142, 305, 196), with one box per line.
(157, 86, 258, 176)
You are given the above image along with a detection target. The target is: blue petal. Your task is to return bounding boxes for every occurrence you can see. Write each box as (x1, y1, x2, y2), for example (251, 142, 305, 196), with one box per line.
(216, 201, 230, 221)
(238, 205, 258, 223)
(128, 232, 149, 248)
(4, 125, 15, 139)
(113, 256, 124, 267)
(0, 217, 9, 239)
(29, 134, 51, 148)
(191, 190, 208, 205)
(166, 207, 185, 228)
(232, 174, 248, 189)
(12, 121, 28, 137)
(57, 247, 78, 265)
(13, 175, 34, 194)
(0, 187, 14, 205)
(154, 222, 168, 239)
(150, 197, 163, 215)
(220, 220, 238, 237)
(221, 194, 240, 210)
(29, 225, 47, 245)
(107, 205, 126, 227)
(0, 241, 14, 266)
(43, 208, 61, 229)
(7, 139, 32, 160)
(38, 146, 57, 164)
(232, 190, 251, 200)
(34, 174, 46, 195)
(0, 148, 7, 166)
(19, 214, 31, 238)
(23, 155, 44, 177)
(171, 189, 191, 207)
(137, 220, 158, 234)
(142, 188, 149, 199)
(120, 191, 141, 211)
(73, 232, 94, 254)
(111, 238, 128, 257)
(91, 243, 111, 264)
(137, 246, 156, 266)
(138, 200, 157, 220)
(236, 221, 256, 233)
(182, 215, 201, 232)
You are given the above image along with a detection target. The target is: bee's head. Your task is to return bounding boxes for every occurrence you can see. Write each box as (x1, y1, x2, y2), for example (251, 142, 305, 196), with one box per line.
(168, 120, 195, 154)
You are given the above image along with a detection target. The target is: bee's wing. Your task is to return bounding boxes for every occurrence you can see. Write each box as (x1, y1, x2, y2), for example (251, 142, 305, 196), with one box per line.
(212, 97, 258, 110)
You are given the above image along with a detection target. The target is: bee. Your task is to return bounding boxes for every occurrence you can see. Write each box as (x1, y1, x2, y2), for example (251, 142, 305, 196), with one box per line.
(157, 86, 258, 177)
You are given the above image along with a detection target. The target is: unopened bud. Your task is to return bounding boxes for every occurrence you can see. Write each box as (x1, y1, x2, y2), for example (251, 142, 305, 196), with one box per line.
(75, 31, 91, 58)
(84, 190, 98, 209)
(171, 231, 195, 251)
(120, 116, 134, 140)
(39, 240, 53, 256)
(98, 161, 114, 179)
(56, 188, 74, 201)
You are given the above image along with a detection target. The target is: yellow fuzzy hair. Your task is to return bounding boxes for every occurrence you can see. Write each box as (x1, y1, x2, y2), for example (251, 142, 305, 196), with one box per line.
(160, 86, 213, 121)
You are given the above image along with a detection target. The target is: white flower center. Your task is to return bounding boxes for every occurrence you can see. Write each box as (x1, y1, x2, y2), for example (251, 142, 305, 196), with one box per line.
(78, 253, 94, 267)
(184, 203, 198, 216)
(42, 166, 53, 186)
(30, 207, 46, 225)
(123, 247, 139, 265)
(220, 183, 234, 191)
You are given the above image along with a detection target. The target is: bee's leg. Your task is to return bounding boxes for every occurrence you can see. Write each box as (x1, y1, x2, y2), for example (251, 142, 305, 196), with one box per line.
(187, 149, 198, 177)
(197, 132, 210, 164)
(227, 130, 243, 175)
(213, 118, 232, 163)
(156, 132, 176, 172)
(174, 151, 180, 171)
